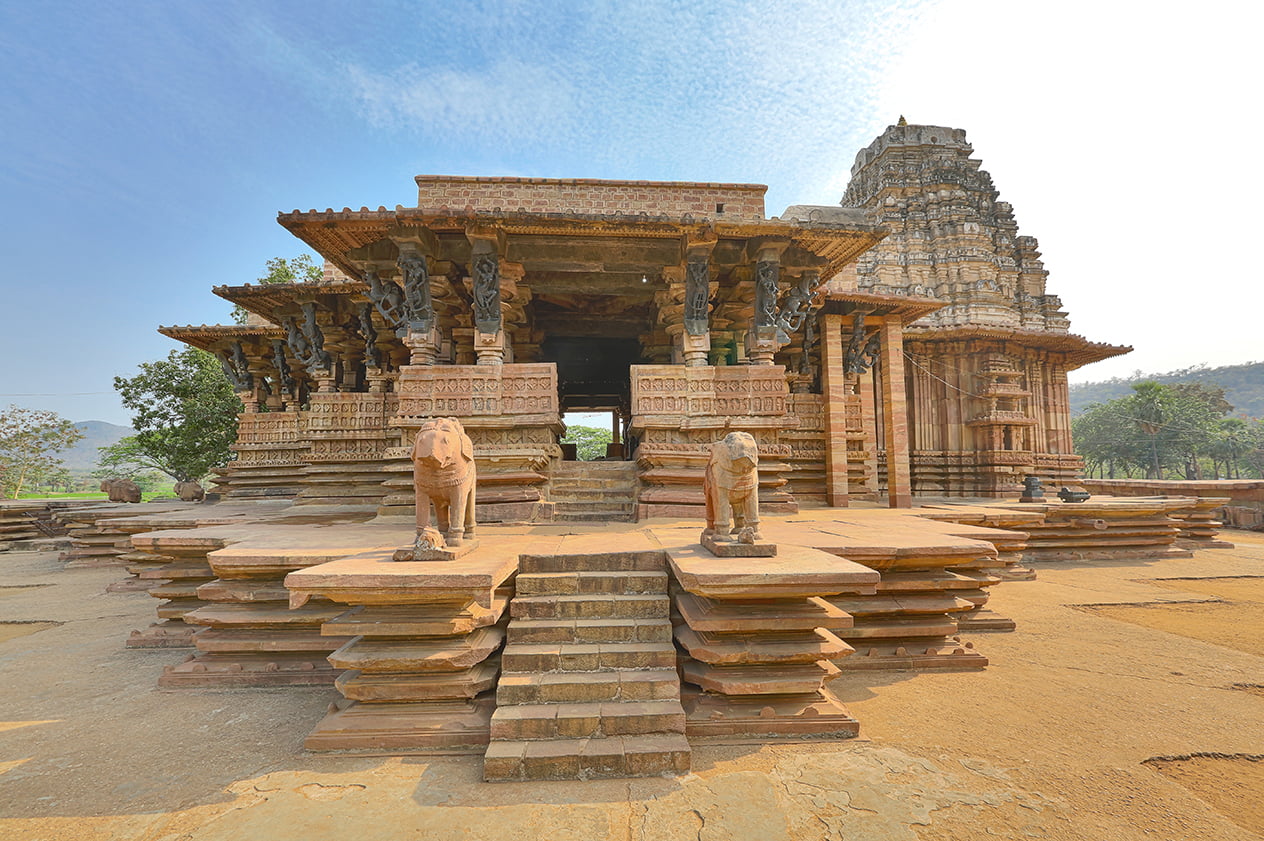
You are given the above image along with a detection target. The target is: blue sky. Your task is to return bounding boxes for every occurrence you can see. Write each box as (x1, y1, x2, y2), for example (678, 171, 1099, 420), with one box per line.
(1, 0, 1260, 425)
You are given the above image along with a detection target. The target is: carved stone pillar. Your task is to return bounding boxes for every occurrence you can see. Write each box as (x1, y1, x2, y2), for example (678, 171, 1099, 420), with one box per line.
(879, 315, 912, 508)
(681, 236, 716, 367)
(820, 314, 849, 507)
(466, 229, 505, 366)
(745, 242, 787, 366)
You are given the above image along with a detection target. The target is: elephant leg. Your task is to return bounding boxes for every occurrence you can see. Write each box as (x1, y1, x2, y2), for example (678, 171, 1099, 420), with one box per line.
(464, 481, 476, 536)
(447, 490, 465, 546)
(435, 500, 452, 536)
(413, 463, 433, 534)
(744, 492, 761, 539)
(716, 495, 734, 540)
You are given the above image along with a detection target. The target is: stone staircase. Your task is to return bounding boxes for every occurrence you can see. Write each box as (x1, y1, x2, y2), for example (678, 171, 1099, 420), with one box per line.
(483, 549, 690, 781)
(549, 461, 637, 523)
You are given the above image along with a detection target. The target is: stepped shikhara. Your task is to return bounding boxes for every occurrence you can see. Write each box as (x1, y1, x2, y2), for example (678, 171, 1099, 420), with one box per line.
(833, 120, 1125, 496)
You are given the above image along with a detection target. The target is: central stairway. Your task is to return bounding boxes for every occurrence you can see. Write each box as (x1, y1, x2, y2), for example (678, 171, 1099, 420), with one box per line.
(483, 548, 690, 781)
(549, 461, 638, 523)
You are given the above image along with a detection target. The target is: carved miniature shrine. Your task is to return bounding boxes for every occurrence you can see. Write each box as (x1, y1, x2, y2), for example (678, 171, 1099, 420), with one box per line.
(100, 120, 1165, 782)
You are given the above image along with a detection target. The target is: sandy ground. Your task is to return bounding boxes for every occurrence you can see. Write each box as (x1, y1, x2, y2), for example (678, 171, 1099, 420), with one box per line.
(2, 531, 1263, 840)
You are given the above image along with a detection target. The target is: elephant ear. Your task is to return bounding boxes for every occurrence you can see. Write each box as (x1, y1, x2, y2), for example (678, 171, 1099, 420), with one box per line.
(460, 431, 473, 462)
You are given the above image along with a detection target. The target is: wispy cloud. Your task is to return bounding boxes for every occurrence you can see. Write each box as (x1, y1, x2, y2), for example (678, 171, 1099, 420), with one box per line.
(346, 59, 577, 147)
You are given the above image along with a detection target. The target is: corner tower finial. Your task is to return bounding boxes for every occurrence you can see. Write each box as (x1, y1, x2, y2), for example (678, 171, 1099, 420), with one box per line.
(897, 115, 908, 126)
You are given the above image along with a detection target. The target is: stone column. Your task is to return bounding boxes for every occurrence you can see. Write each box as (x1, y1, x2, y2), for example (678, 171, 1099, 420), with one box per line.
(820, 314, 850, 507)
(744, 241, 789, 366)
(879, 315, 912, 508)
(681, 241, 715, 367)
(466, 231, 505, 366)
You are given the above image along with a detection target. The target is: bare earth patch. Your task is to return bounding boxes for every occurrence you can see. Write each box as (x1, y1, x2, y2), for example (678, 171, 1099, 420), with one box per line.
(1144, 754, 1264, 836)
(0, 622, 60, 644)
(1078, 576, 1264, 657)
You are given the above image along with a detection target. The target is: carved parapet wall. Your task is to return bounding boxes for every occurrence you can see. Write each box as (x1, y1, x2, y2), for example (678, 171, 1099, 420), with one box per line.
(378, 363, 563, 522)
(220, 411, 308, 499)
(296, 393, 400, 507)
(630, 364, 800, 519)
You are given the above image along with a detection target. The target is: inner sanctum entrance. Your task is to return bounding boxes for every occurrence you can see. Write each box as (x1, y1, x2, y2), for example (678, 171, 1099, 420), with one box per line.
(540, 335, 641, 461)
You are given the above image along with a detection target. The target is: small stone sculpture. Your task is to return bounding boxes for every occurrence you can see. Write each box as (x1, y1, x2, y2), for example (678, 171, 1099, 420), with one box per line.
(100, 478, 141, 503)
(393, 417, 479, 561)
(701, 432, 775, 556)
(174, 480, 205, 502)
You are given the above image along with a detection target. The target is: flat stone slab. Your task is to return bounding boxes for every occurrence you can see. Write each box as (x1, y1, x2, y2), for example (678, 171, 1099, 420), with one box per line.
(665, 542, 878, 599)
(675, 592, 853, 633)
(306, 698, 494, 753)
(322, 595, 509, 638)
(286, 548, 518, 609)
(327, 625, 505, 672)
(700, 533, 777, 557)
(392, 538, 480, 562)
(681, 686, 860, 741)
(335, 662, 499, 702)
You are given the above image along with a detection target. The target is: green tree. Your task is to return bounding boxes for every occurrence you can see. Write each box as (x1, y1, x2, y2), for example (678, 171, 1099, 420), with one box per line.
(561, 425, 613, 461)
(230, 254, 322, 325)
(103, 348, 241, 482)
(0, 405, 83, 498)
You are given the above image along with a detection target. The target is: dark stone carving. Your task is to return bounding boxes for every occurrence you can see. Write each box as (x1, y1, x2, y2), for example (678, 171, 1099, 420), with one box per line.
(358, 303, 381, 369)
(472, 253, 501, 334)
(218, 341, 253, 391)
(364, 269, 406, 329)
(284, 302, 331, 375)
(1020, 475, 1044, 502)
(684, 255, 710, 336)
(798, 309, 816, 377)
(1057, 486, 1091, 503)
(399, 253, 435, 333)
(775, 271, 820, 341)
(271, 339, 295, 396)
(843, 312, 881, 375)
(754, 259, 779, 327)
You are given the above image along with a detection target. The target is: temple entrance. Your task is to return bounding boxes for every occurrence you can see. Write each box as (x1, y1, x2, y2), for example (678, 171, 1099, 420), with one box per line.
(540, 335, 641, 461)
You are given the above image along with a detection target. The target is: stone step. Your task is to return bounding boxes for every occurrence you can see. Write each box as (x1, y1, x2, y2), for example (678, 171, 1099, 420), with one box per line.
(549, 478, 636, 491)
(516, 570, 669, 597)
(552, 463, 638, 477)
(510, 593, 670, 620)
(519, 550, 664, 574)
(501, 642, 677, 672)
(489, 699, 686, 740)
(485, 733, 691, 781)
(507, 617, 673, 645)
(549, 495, 637, 505)
(555, 510, 638, 523)
(496, 668, 680, 705)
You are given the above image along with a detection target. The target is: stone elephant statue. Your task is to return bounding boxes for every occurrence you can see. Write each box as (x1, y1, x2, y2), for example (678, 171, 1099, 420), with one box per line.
(411, 417, 477, 546)
(173, 480, 205, 502)
(99, 478, 141, 504)
(703, 431, 761, 541)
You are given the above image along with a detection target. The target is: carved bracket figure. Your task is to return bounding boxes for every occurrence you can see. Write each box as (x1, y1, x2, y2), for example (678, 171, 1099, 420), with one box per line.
(703, 432, 761, 543)
(271, 339, 296, 397)
(843, 311, 881, 375)
(218, 341, 253, 392)
(399, 253, 436, 333)
(472, 253, 502, 334)
(684, 254, 711, 336)
(365, 269, 407, 331)
(285, 303, 332, 376)
(396, 417, 479, 560)
(357, 303, 382, 369)
(754, 259, 779, 328)
(774, 271, 822, 344)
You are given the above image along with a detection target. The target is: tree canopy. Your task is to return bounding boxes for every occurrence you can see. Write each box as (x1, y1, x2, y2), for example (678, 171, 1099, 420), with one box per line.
(1072, 381, 1264, 479)
(230, 254, 322, 325)
(561, 425, 613, 461)
(102, 347, 241, 482)
(0, 405, 83, 498)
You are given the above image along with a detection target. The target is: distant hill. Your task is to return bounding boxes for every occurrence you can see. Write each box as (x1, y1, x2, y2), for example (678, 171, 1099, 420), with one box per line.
(60, 420, 135, 472)
(1070, 361, 1264, 418)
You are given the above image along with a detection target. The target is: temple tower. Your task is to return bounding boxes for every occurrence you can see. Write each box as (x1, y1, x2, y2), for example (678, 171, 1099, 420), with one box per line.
(835, 121, 1127, 496)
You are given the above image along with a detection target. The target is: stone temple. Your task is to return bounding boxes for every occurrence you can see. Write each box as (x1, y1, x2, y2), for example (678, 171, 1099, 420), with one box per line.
(68, 120, 1213, 782)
